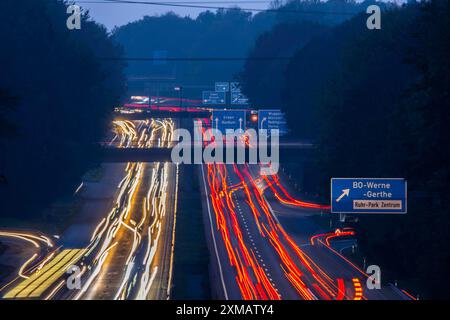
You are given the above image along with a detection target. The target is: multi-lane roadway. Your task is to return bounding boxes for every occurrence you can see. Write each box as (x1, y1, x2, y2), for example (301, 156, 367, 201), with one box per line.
(200, 161, 412, 300)
(1, 119, 179, 300)
(0, 115, 414, 300)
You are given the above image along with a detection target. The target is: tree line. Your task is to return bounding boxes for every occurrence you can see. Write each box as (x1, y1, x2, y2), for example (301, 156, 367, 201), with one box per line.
(241, 0, 450, 298)
(111, 0, 372, 97)
(0, 0, 126, 219)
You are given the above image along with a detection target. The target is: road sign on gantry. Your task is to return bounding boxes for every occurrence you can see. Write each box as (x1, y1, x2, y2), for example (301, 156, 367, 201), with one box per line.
(212, 110, 246, 133)
(215, 82, 230, 92)
(231, 92, 249, 105)
(202, 91, 226, 105)
(331, 178, 407, 214)
(230, 82, 242, 93)
(258, 109, 288, 135)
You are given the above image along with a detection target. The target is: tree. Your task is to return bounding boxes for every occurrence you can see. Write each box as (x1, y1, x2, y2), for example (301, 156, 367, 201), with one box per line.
(279, 1, 450, 298)
(240, 21, 328, 108)
(0, 0, 126, 218)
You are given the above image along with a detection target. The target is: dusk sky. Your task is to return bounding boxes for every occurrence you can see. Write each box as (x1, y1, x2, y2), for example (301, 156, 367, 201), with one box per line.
(75, 0, 272, 30)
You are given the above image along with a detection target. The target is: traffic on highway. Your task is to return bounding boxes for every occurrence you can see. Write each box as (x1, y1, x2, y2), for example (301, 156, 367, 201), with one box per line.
(2, 1, 448, 317)
(1, 119, 178, 300)
(0, 114, 415, 301)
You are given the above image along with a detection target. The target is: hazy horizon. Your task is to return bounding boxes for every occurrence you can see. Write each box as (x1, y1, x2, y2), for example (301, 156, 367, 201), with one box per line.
(75, 0, 407, 31)
(75, 0, 271, 30)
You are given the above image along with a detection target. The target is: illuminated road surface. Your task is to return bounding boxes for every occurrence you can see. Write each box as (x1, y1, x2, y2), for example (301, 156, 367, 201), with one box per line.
(76, 162, 178, 300)
(4, 249, 86, 299)
(200, 162, 411, 300)
(76, 119, 178, 300)
(1, 119, 179, 300)
(247, 165, 412, 300)
(0, 231, 55, 294)
(1, 116, 412, 300)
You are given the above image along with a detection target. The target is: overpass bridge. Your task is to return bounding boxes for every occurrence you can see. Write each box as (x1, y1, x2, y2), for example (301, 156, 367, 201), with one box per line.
(101, 143, 315, 163)
(114, 109, 210, 120)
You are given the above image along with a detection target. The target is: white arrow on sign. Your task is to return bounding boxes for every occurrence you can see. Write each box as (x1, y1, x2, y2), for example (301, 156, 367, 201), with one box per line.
(215, 117, 219, 130)
(239, 118, 243, 130)
(336, 189, 350, 202)
(260, 117, 267, 130)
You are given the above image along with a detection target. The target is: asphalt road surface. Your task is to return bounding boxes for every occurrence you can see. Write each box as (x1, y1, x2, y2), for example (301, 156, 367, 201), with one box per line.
(1, 119, 179, 300)
(200, 163, 411, 300)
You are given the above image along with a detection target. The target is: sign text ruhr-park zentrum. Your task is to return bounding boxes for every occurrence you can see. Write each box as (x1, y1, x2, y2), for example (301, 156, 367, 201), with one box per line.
(331, 178, 407, 214)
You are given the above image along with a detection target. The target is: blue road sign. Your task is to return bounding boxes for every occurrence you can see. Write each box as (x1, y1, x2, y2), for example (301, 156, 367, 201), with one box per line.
(331, 178, 407, 214)
(231, 92, 249, 105)
(203, 91, 226, 105)
(212, 110, 246, 133)
(215, 82, 229, 92)
(230, 82, 242, 93)
(258, 109, 288, 135)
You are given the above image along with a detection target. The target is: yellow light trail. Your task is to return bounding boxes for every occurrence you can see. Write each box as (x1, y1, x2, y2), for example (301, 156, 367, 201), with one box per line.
(3, 249, 86, 299)
(0, 230, 55, 282)
(18, 254, 38, 279)
(74, 119, 177, 300)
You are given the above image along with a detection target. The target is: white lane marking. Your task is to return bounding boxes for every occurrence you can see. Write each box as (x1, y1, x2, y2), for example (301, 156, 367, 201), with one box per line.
(201, 164, 229, 300)
(231, 169, 280, 293)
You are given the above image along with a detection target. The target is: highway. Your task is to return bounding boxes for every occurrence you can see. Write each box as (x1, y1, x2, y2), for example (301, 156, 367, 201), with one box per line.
(248, 165, 412, 300)
(75, 119, 179, 300)
(200, 162, 412, 300)
(0, 230, 56, 296)
(1, 119, 179, 300)
(74, 162, 178, 300)
(0, 116, 413, 300)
